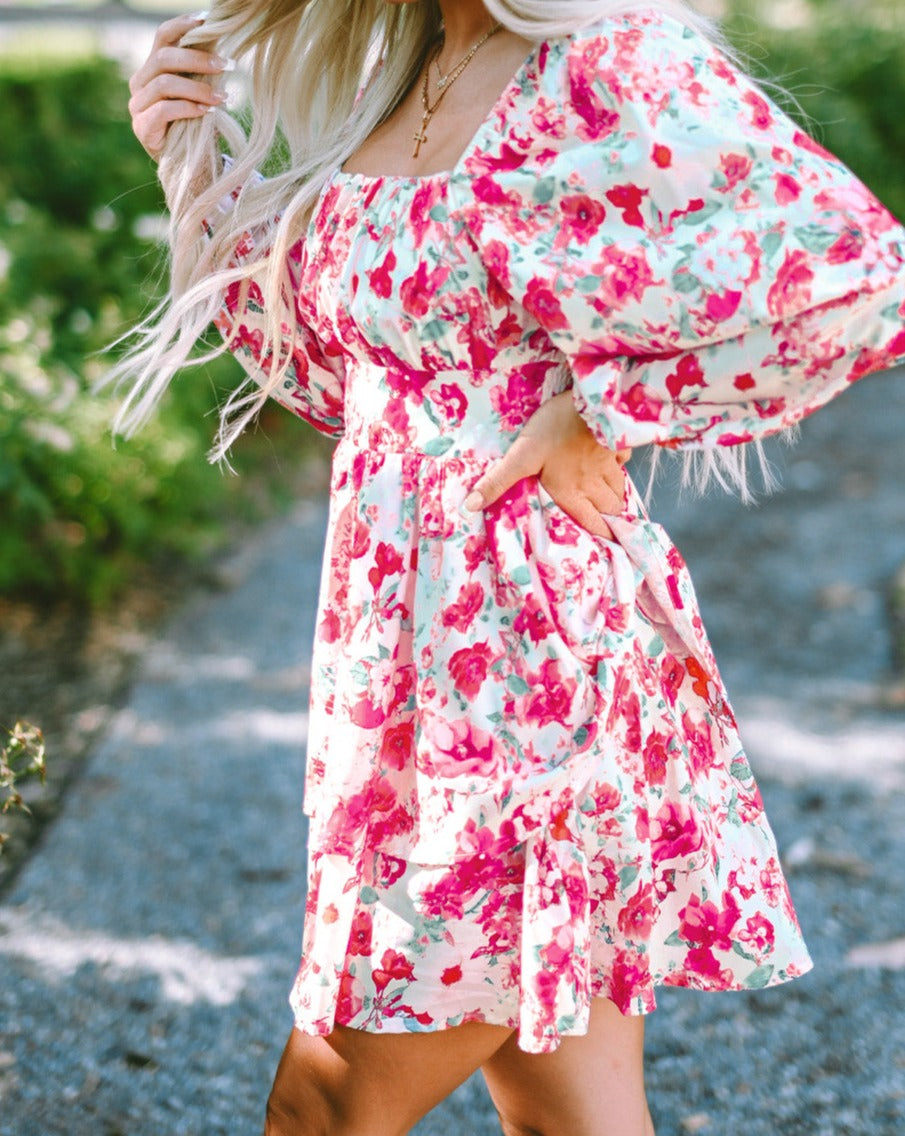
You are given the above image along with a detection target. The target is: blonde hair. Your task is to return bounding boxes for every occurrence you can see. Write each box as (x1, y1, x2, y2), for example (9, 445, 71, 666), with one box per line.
(109, 0, 764, 490)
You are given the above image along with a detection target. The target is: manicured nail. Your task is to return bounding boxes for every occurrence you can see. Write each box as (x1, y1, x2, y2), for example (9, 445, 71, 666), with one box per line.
(463, 491, 484, 512)
(193, 10, 209, 20)
(217, 57, 237, 71)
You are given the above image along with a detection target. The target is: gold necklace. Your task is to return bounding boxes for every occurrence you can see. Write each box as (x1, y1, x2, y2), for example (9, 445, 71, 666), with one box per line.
(412, 22, 502, 159)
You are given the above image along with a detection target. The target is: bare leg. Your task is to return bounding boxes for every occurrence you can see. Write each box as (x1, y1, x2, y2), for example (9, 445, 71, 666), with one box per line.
(480, 999, 654, 1136)
(265, 1019, 512, 1136)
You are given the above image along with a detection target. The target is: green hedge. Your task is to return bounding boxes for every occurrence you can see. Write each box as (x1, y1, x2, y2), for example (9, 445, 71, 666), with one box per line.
(0, 54, 315, 605)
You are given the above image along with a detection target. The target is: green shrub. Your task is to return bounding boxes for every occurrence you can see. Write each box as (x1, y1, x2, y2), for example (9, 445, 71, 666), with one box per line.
(0, 55, 317, 605)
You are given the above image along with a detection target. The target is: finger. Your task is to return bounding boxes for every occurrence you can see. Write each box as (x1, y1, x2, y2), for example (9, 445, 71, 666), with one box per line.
(132, 100, 215, 158)
(552, 495, 615, 540)
(153, 13, 208, 51)
(130, 74, 225, 117)
(464, 436, 543, 511)
(131, 45, 228, 95)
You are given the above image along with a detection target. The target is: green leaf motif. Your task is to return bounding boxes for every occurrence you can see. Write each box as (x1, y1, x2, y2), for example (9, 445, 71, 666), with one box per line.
(792, 224, 839, 255)
(745, 964, 776, 989)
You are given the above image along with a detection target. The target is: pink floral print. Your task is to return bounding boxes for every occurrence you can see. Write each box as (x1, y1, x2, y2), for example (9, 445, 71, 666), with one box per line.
(216, 8, 905, 1053)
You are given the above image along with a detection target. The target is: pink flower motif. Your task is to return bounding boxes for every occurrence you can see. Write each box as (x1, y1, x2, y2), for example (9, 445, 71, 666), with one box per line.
(678, 891, 741, 951)
(591, 245, 657, 311)
(719, 152, 753, 191)
(826, 230, 865, 265)
(738, 913, 775, 954)
(523, 657, 578, 727)
(767, 248, 815, 318)
(683, 946, 735, 988)
(489, 367, 544, 431)
(448, 641, 496, 698)
(651, 800, 703, 863)
(512, 592, 554, 645)
(743, 89, 773, 130)
(400, 262, 451, 317)
(705, 290, 743, 324)
(774, 172, 802, 205)
(430, 717, 498, 779)
(441, 581, 485, 633)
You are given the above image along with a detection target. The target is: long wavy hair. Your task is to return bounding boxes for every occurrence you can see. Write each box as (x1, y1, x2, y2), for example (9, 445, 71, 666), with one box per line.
(108, 0, 767, 490)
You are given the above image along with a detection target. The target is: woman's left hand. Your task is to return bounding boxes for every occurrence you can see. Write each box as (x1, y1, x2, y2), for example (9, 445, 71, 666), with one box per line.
(463, 391, 631, 539)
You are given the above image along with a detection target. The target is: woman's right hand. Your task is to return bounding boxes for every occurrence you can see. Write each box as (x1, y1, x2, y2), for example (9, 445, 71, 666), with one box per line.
(128, 13, 231, 162)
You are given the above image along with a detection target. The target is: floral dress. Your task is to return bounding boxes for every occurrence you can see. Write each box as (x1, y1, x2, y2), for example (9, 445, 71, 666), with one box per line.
(216, 9, 905, 1053)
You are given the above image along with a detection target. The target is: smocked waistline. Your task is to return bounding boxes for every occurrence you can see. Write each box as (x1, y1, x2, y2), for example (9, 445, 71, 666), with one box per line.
(340, 357, 572, 459)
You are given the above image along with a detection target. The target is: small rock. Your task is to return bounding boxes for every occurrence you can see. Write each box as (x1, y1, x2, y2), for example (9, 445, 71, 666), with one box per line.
(680, 1114, 712, 1133)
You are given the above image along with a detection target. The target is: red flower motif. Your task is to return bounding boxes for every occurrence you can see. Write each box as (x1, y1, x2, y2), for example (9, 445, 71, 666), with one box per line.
(372, 949, 415, 992)
(605, 183, 646, 228)
(559, 194, 607, 243)
(440, 964, 463, 986)
(652, 143, 673, 168)
(348, 910, 373, 957)
(367, 541, 405, 591)
(367, 248, 396, 299)
(665, 353, 705, 399)
(379, 721, 414, 772)
(524, 278, 570, 331)
(617, 883, 656, 940)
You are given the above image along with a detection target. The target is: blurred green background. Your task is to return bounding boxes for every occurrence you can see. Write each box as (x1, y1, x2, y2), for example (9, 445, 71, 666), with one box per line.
(0, 0, 903, 606)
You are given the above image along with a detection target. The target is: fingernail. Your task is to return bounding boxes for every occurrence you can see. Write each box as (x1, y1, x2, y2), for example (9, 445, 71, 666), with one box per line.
(193, 10, 209, 19)
(463, 491, 484, 512)
(220, 57, 237, 71)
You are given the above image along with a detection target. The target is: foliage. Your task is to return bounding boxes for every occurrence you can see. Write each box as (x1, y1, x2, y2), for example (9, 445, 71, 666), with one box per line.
(0, 722, 46, 854)
(0, 54, 316, 605)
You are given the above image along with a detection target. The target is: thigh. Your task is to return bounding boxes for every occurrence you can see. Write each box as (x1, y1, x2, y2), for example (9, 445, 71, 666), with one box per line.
(267, 1019, 513, 1136)
(480, 999, 653, 1136)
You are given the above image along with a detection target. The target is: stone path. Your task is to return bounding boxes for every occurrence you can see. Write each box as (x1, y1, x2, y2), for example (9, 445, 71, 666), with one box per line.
(1, 371, 904, 1135)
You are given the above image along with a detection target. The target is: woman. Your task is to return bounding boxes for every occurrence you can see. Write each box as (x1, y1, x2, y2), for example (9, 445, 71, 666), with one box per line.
(122, 2, 905, 1133)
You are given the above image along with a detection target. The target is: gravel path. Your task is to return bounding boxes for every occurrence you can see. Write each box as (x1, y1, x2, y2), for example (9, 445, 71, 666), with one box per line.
(1, 371, 904, 1136)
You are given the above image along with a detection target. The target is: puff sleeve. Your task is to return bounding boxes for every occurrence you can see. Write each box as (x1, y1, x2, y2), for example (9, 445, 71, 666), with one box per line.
(211, 182, 345, 439)
(458, 10, 905, 451)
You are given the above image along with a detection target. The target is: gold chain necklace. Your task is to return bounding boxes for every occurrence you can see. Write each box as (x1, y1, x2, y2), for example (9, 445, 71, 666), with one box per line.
(412, 22, 502, 159)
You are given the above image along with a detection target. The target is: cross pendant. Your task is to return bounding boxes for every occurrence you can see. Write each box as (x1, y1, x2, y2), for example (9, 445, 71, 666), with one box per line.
(412, 125, 428, 159)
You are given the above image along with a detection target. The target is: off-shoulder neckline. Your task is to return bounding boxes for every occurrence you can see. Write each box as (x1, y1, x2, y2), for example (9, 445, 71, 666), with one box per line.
(335, 40, 543, 186)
